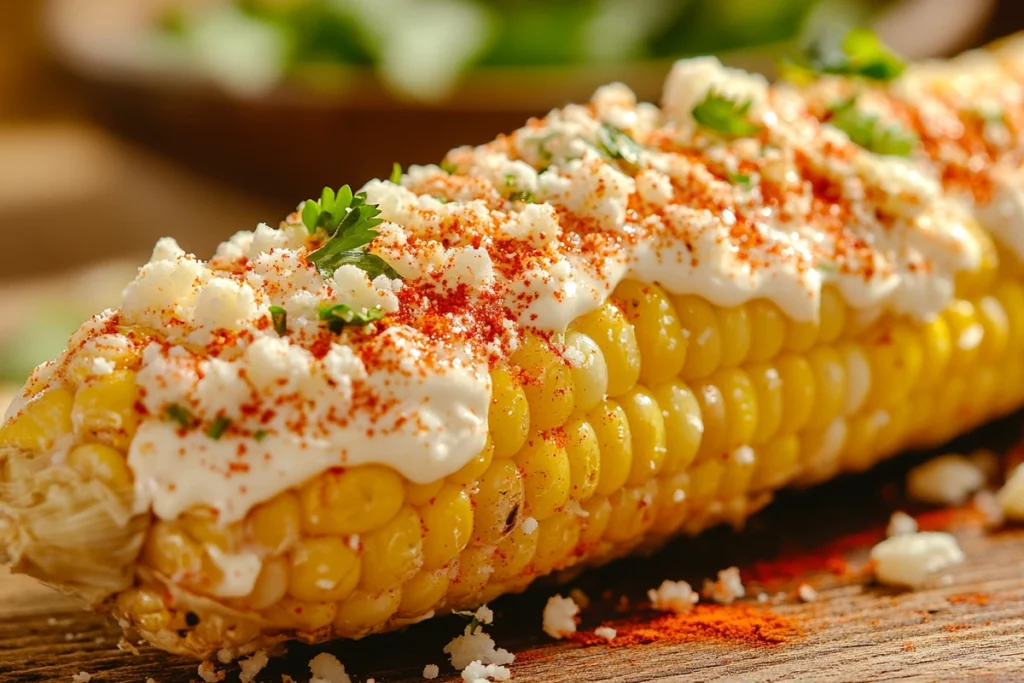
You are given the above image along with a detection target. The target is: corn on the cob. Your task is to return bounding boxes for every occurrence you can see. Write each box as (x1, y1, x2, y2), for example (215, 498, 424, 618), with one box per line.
(4, 35, 1024, 660)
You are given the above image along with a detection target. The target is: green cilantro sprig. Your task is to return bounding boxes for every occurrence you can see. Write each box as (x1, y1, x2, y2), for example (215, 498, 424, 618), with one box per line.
(389, 162, 402, 184)
(827, 97, 917, 157)
(254, 430, 269, 442)
(808, 28, 904, 81)
(596, 123, 643, 172)
(319, 303, 387, 334)
(440, 159, 458, 175)
(302, 185, 402, 280)
(206, 416, 231, 440)
(165, 404, 196, 430)
(692, 91, 763, 137)
(269, 305, 288, 336)
(503, 173, 535, 204)
(727, 172, 753, 189)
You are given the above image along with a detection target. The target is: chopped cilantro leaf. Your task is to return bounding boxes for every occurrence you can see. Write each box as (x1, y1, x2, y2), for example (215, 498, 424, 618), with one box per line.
(440, 160, 458, 175)
(508, 190, 536, 203)
(827, 97, 917, 157)
(319, 303, 387, 334)
(166, 404, 196, 429)
(596, 123, 643, 171)
(269, 305, 287, 336)
(254, 430, 269, 442)
(796, 28, 905, 82)
(692, 91, 763, 136)
(727, 172, 753, 189)
(206, 416, 231, 440)
(390, 162, 402, 184)
(303, 185, 401, 280)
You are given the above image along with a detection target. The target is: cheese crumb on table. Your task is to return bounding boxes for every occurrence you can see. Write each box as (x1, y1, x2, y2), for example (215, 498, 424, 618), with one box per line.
(542, 595, 580, 639)
(998, 464, 1024, 521)
(197, 662, 224, 683)
(444, 625, 514, 670)
(702, 567, 745, 605)
(239, 650, 269, 683)
(887, 510, 919, 537)
(461, 660, 512, 682)
(870, 531, 965, 588)
(309, 652, 352, 683)
(797, 583, 818, 602)
(594, 626, 617, 641)
(423, 664, 440, 679)
(647, 580, 699, 612)
(972, 490, 1005, 527)
(71, 673, 91, 683)
(906, 454, 986, 505)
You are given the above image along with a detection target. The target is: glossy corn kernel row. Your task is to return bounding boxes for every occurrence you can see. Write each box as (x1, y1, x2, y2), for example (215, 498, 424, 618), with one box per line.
(4, 267, 1024, 657)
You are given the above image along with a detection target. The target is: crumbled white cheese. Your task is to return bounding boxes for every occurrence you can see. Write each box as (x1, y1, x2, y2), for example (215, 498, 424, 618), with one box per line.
(444, 625, 514, 670)
(71, 673, 92, 683)
(542, 594, 580, 639)
(309, 652, 351, 683)
(797, 583, 818, 602)
(870, 531, 965, 588)
(702, 567, 745, 605)
(423, 663, 440, 679)
(647, 579, 699, 612)
(197, 662, 224, 683)
(906, 454, 987, 505)
(521, 517, 538, 535)
(238, 650, 269, 683)
(460, 660, 512, 683)
(887, 510, 919, 537)
(972, 490, 1005, 527)
(998, 464, 1024, 521)
(594, 626, 617, 642)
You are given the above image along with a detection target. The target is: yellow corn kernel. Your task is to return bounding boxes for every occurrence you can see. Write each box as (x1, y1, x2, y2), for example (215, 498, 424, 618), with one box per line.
(571, 302, 641, 397)
(688, 457, 725, 506)
(405, 480, 444, 506)
(488, 367, 530, 458)
(531, 511, 581, 573)
(995, 280, 1024, 354)
(798, 420, 848, 485)
(287, 537, 361, 602)
(511, 332, 574, 432)
(747, 364, 782, 445)
(358, 507, 423, 593)
(746, 299, 786, 362)
(803, 347, 847, 431)
(0, 386, 74, 451)
(116, 588, 170, 634)
(71, 370, 139, 450)
(565, 331, 609, 417)
(450, 439, 494, 487)
(589, 400, 633, 496)
(713, 368, 758, 452)
(448, 545, 494, 606)
(716, 305, 751, 368)
(917, 316, 952, 391)
(651, 471, 690, 536)
(838, 342, 871, 415)
(140, 521, 204, 579)
(578, 495, 612, 548)
(262, 597, 337, 633)
(718, 447, 758, 498)
(515, 437, 571, 521)
(842, 411, 886, 472)
(819, 286, 847, 343)
(691, 380, 726, 460)
(783, 315, 819, 353)
(874, 403, 911, 460)
(863, 323, 923, 410)
(66, 443, 133, 491)
(233, 556, 288, 611)
(943, 300, 983, 372)
(333, 588, 401, 638)
(978, 295, 1010, 359)
(651, 381, 702, 474)
(299, 465, 405, 536)
(751, 434, 799, 491)
(564, 418, 600, 501)
(775, 354, 815, 434)
(470, 458, 524, 544)
(180, 509, 235, 550)
(247, 491, 301, 556)
(674, 295, 721, 380)
(615, 280, 687, 385)
(397, 568, 450, 617)
(491, 523, 539, 581)
(605, 480, 658, 543)
(419, 483, 474, 569)
(620, 387, 667, 485)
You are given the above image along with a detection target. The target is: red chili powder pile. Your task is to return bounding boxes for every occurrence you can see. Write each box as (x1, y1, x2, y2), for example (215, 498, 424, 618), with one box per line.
(574, 605, 798, 649)
(948, 593, 991, 606)
(741, 528, 884, 585)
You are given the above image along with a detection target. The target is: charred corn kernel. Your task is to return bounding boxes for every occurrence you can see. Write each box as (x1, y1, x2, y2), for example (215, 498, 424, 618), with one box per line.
(691, 380, 726, 460)
(716, 305, 751, 368)
(287, 537, 361, 602)
(515, 437, 571, 521)
(451, 439, 494, 486)
(944, 300, 984, 371)
(605, 481, 658, 542)
(333, 588, 400, 638)
(572, 302, 641, 397)
(804, 347, 847, 430)
(0, 386, 73, 451)
(448, 546, 493, 606)
(491, 523, 539, 581)
(71, 370, 139, 450)
(66, 443, 133, 491)
(405, 479, 445, 506)
(247, 492, 301, 556)
(300, 465, 404, 536)
(978, 295, 1010, 359)
(620, 387, 667, 485)
(819, 286, 847, 343)
(564, 418, 600, 501)
(397, 568, 450, 617)
(141, 521, 203, 579)
(746, 299, 786, 362)
(419, 484, 474, 569)
(615, 281, 687, 384)
(589, 400, 633, 496)
(565, 331, 609, 417)
(713, 368, 758, 452)
(651, 381, 702, 474)
(751, 433, 800, 491)
(531, 511, 581, 573)
(234, 556, 288, 611)
(747, 364, 782, 445)
(488, 367, 530, 458)
(776, 354, 815, 434)
(512, 332, 574, 432)
(863, 323, 923, 410)
(358, 507, 422, 593)
(263, 597, 336, 632)
(917, 316, 952, 390)
(578, 495, 612, 548)
(470, 458, 524, 544)
(674, 295, 721, 380)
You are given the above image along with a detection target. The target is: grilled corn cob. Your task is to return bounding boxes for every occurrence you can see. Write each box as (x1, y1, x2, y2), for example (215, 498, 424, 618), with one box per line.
(5, 35, 1024, 660)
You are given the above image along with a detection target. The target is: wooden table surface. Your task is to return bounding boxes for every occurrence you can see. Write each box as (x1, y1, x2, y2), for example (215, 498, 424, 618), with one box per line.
(2, 419, 1023, 683)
